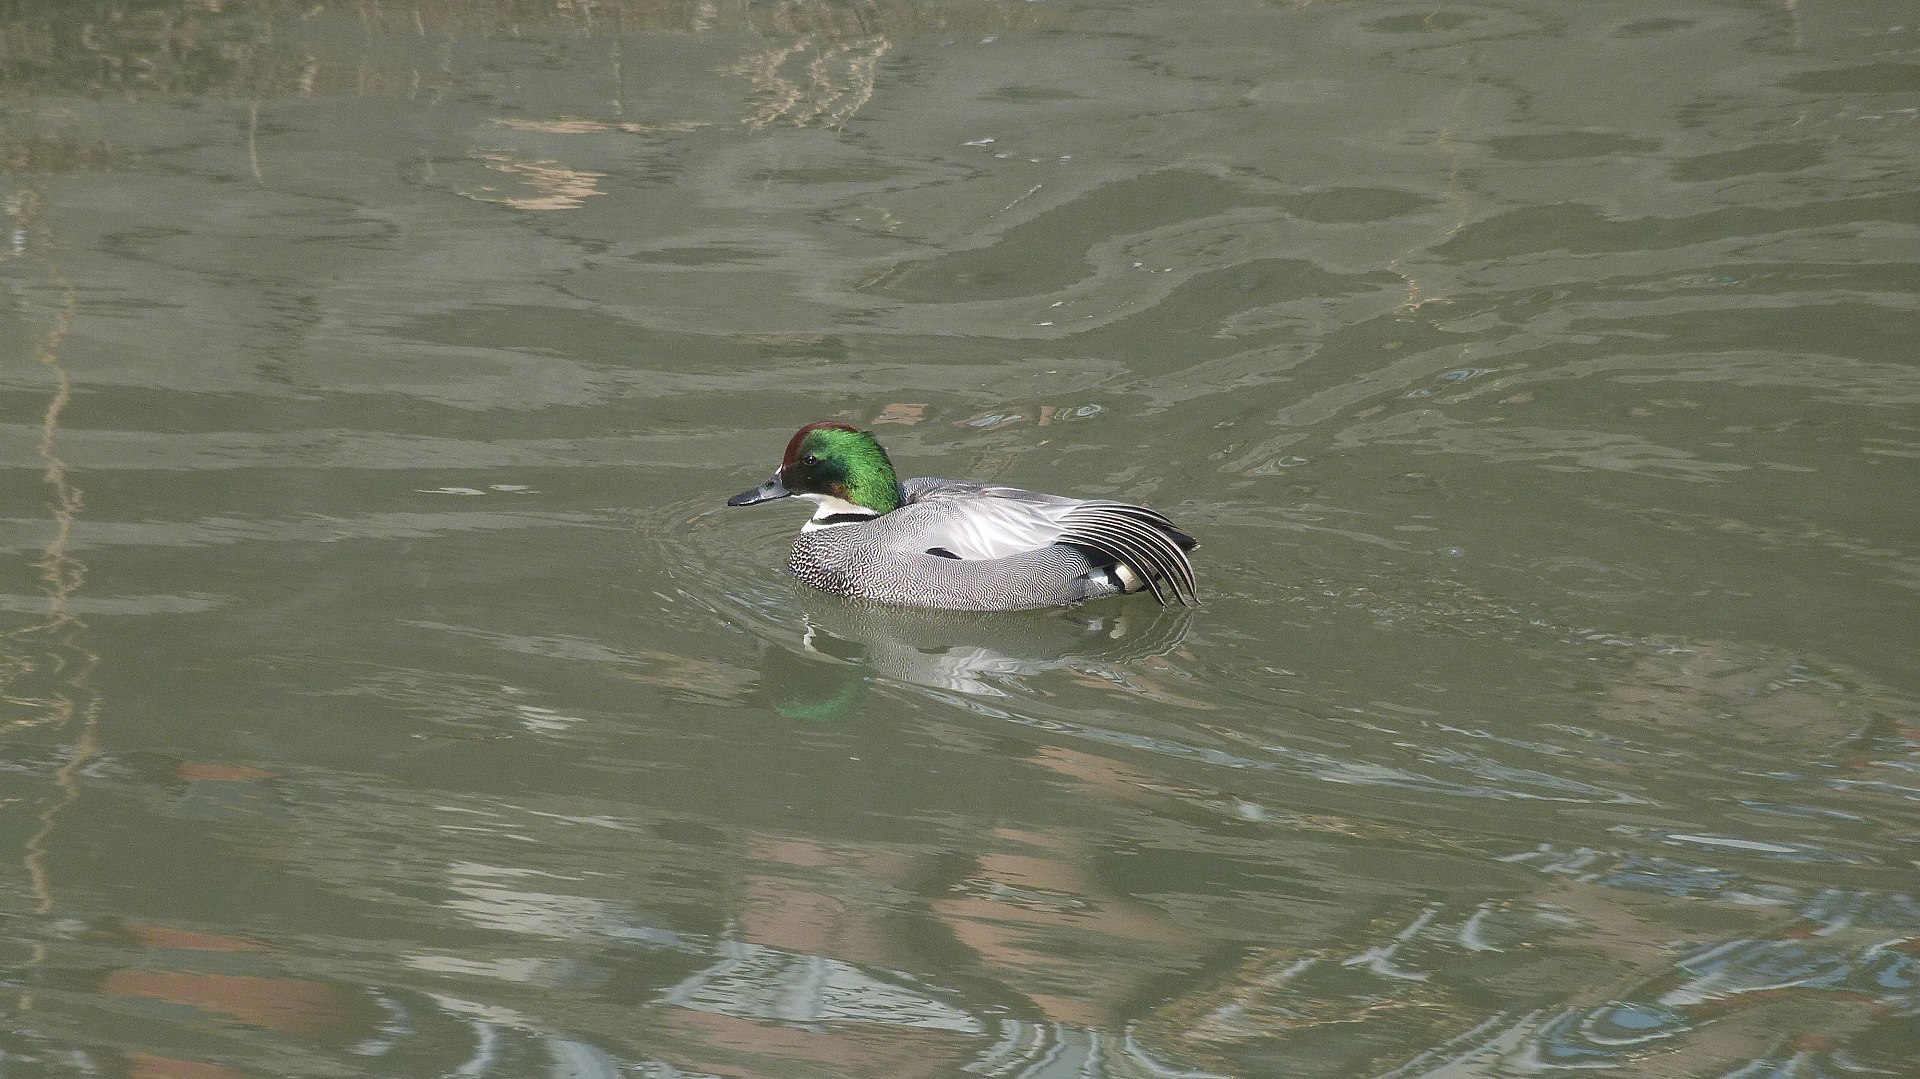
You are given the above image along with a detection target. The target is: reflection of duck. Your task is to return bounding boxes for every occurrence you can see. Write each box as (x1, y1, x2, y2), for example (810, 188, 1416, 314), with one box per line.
(756, 594, 1194, 717)
(728, 422, 1197, 609)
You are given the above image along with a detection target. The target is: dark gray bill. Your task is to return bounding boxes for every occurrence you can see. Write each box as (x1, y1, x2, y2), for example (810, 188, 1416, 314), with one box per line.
(727, 473, 791, 507)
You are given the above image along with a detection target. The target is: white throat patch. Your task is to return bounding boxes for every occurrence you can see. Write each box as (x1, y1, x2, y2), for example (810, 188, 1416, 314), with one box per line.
(799, 493, 878, 531)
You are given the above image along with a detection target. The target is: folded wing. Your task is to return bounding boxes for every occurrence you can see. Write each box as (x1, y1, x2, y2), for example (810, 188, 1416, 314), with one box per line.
(899, 478, 1198, 606)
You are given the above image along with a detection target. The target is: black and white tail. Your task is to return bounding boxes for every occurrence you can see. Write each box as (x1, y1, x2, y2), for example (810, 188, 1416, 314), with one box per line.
(1060, 502, 1199, 606)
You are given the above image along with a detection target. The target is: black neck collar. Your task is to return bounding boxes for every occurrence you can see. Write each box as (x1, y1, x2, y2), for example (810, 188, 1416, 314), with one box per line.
(816, 511, 879, 526)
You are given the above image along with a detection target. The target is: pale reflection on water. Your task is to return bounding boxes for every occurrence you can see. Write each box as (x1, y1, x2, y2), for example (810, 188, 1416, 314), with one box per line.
(2, 0, 1917, 1076)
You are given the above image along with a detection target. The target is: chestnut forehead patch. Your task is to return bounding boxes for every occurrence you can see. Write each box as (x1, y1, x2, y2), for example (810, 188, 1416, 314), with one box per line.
(783, 421, 861, 466)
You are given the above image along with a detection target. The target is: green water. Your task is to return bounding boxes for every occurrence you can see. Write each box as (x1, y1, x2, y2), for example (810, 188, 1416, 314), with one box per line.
(2, 1, 1916, 1076)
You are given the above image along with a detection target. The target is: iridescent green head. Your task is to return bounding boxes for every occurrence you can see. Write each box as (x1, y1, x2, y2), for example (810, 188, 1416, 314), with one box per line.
(727, 421, 903, 515)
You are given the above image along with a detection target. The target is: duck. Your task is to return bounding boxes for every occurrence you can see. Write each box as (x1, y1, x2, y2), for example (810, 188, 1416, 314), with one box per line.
(727, 421, 1197, 611)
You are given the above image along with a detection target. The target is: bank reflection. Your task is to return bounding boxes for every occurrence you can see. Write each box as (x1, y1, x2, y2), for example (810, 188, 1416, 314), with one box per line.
(0, 635, 1909, 1077)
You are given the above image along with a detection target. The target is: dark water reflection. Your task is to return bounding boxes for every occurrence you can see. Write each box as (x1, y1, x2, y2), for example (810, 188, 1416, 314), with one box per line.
(3, 0, 1917, 1076)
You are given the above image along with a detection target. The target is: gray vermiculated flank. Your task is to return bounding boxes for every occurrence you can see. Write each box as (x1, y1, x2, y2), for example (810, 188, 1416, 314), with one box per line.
(788, 477, 1197, 611)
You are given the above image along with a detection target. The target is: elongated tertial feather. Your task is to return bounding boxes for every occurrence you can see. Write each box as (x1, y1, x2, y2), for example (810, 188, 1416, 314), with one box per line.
(1059, 501, 1197, 606)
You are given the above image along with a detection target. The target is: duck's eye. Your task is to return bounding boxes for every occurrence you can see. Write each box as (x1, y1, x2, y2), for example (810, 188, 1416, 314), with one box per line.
(804, 455, 818, 466)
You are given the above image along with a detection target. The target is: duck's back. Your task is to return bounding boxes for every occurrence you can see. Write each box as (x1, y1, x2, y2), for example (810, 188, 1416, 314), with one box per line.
(789, 477, 1116, 611)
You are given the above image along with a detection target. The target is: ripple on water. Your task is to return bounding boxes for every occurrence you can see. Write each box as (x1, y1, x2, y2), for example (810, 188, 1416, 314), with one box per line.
(651, 494, 1222, 727)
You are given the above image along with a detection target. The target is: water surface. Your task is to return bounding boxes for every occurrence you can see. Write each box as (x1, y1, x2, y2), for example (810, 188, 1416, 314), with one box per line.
(2, 1, 1917, 1076)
